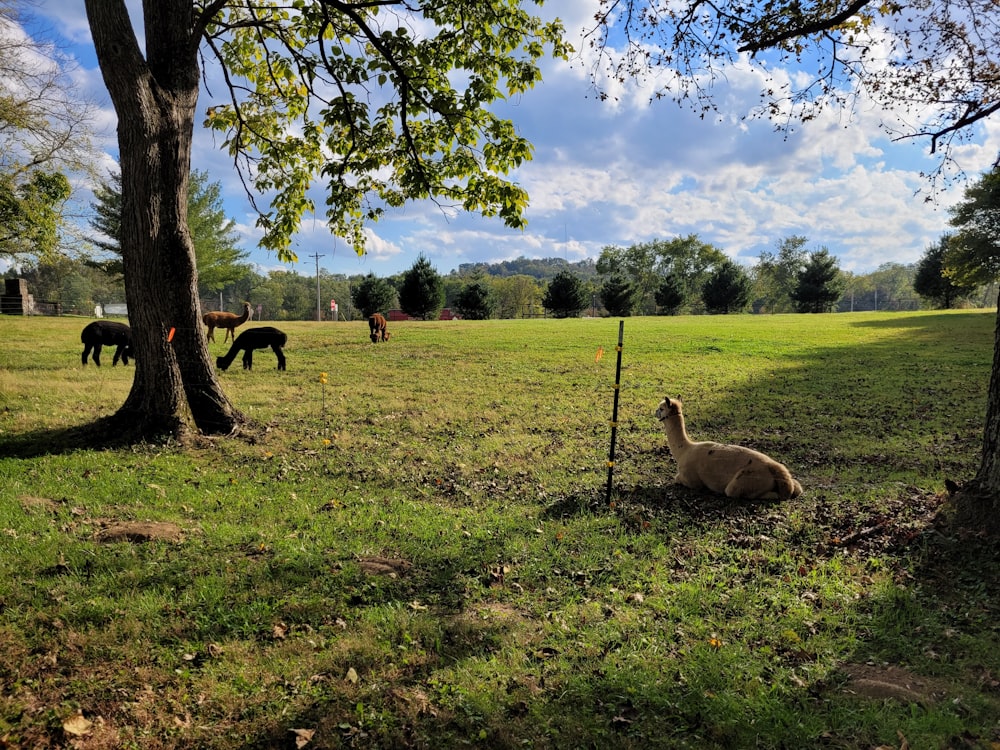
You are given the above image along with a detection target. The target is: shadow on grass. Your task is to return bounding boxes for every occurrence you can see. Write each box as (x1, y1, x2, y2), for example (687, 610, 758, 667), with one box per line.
(0, 415, 254, 458)
(0, 418, 139, 458)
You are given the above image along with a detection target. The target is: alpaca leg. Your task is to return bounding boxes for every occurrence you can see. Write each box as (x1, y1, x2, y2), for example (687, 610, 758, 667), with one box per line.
(91, 343, 103, 367)
(242, 349, 253, 370)
(272, 345, 286, 370)
(674, 469, 703, 490)
(206, 325, 215, 342)
(82, 344, 93, 366)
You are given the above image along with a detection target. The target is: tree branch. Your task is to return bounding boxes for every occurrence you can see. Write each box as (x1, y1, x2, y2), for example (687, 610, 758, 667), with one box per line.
(737, 0, 876, 53)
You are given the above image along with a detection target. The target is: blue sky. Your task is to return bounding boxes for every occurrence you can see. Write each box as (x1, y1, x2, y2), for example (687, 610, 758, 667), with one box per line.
(15, 0, 1000, 279)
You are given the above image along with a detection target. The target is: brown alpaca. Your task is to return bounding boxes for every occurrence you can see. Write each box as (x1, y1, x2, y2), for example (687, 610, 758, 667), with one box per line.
(654, 396, 802, 500)
(368, 313, 390, 343)
(203, 301, 252, 343)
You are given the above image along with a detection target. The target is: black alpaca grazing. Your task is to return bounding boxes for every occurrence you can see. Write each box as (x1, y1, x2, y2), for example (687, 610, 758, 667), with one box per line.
(81, 320, 134, 366)
(216, 326, 287, 371)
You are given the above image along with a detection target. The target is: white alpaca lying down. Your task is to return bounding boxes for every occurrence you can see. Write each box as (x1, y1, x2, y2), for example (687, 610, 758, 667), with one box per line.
(654, 396, 803, 500)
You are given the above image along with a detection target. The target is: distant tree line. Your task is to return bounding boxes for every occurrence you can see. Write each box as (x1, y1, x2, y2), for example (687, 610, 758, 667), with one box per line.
(6, 162, 999, 320)
(8, 235, 995, 320)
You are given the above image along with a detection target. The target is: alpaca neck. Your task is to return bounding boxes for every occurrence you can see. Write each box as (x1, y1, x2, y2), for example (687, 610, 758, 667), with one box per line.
(663, 413, 694, 456)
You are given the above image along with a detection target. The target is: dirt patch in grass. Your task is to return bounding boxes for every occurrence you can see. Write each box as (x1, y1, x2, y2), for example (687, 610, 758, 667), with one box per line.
(18, 494, 60, 513)
(839, 663, 951, 705)
(357, 555, 412, 577)
(92, 521, 184, 543)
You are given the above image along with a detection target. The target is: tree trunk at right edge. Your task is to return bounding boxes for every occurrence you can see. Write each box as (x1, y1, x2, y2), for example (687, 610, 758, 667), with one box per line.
(950, 296, 1000, 534)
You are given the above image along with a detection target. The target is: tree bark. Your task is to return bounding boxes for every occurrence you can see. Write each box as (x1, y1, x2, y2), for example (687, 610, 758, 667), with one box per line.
(85, 0, 246, 440)
(950, 296, 1000, 533)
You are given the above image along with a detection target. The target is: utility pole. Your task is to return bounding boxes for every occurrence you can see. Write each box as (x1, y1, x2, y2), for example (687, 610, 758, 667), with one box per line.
(310, 253, 323, 321)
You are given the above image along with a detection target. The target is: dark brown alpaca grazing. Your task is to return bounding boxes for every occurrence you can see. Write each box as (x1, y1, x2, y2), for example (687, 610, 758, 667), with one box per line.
(81, 320, 134, 366)
(368, 313, 390, 343)
(203, 301, 252, 343)
(216, 326, 287, 371)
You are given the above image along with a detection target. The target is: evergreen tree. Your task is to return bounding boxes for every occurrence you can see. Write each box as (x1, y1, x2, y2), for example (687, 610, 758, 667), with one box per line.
(599, 273, 635, 316)
(186, 171, 250, 298)
(87, 169, 249, 296)
(702, 261, 752, 314)
(86, 171, 123, 274)
(654, 273, 686, 314)
(791, 249, 846, 313)
(542, 270, 588, 318)
(454, 280, 496, 319)
(351, 273, 398, 318)
(914, 236, 977, 309)
(398, 255, 445, 320)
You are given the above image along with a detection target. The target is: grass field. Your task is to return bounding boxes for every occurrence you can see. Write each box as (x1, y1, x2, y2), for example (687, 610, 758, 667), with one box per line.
(1, 311, 999, 749)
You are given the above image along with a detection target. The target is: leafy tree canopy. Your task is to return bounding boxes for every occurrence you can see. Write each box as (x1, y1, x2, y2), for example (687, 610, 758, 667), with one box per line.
(0, 169, 70, 261)
(0, 2, 98, 261)
(203, 2, 571, 260)
(458, 256, 598, 281)
(598, 236, 727, 313)
(490, 274, 544, 318)
(914, 235, 978, 309)
(754, 236, 809, 313)
(947, 169, 1000, 286)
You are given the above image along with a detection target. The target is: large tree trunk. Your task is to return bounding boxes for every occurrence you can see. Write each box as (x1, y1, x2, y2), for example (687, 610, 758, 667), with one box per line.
(949, 297, 1000, 533)
(85, 0, 246, 440)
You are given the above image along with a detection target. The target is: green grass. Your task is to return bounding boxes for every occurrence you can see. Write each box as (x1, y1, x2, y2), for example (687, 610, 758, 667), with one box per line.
(1, 311, 999, 749)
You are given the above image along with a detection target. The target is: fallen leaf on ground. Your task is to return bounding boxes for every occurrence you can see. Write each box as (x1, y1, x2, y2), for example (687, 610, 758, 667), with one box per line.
(63, 714, 92, 736)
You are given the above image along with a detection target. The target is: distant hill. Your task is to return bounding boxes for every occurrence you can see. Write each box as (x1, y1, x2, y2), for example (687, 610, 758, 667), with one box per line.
(454, 256, 599, 282)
